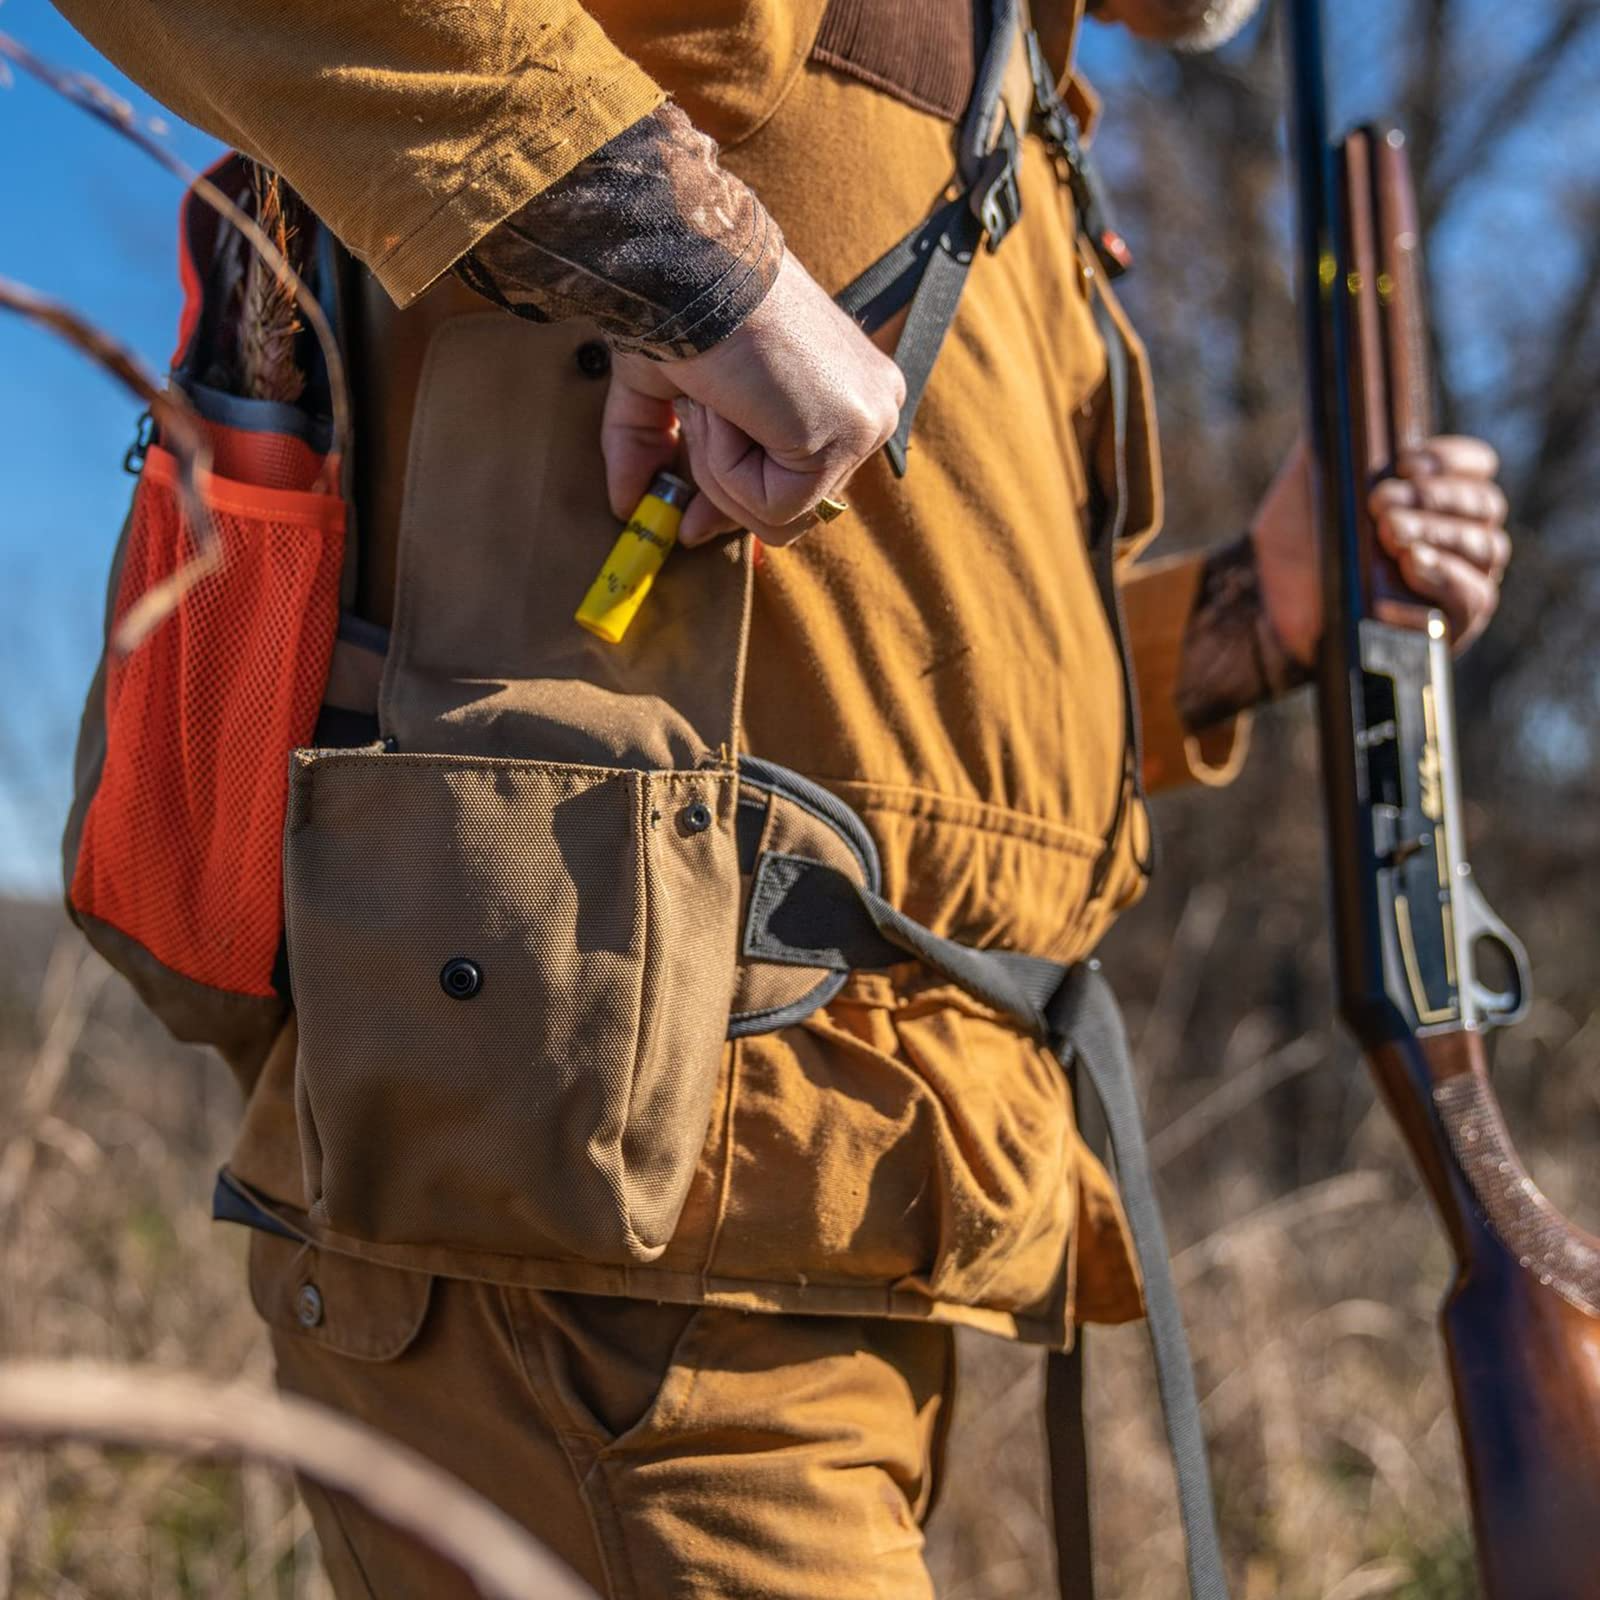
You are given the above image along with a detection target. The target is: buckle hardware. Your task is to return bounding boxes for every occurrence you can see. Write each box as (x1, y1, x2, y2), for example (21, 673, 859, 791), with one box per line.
(1023, 27, 1133, 278)
(970, 115, 1022, 251)
(123, 409, 154, 476)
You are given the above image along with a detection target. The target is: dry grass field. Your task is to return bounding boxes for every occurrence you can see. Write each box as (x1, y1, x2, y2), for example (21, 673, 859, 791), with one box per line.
(0, 902, 331, 1598)
(7, 855, 1593, 1599)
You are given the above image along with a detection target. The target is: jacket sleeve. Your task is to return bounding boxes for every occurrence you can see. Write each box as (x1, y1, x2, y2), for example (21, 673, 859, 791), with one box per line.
(1119, 550, 1253, 796)
(55, 0, 665, 306)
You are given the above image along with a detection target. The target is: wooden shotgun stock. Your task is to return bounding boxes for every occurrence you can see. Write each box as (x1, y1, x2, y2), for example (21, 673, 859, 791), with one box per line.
(1368, 1020, 1600, 1596)
(1285, 5, 1600, 1594)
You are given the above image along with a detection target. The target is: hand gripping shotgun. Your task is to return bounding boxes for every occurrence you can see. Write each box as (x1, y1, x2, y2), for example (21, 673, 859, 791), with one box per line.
(1284, 1, 1600, 1592)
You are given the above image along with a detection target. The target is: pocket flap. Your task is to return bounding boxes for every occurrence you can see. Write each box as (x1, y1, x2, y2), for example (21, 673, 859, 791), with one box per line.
(248, 1229, 432, 1363)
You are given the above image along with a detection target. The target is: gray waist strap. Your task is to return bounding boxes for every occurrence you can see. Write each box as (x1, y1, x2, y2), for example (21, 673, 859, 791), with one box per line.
(740, 843, 1228, 1600)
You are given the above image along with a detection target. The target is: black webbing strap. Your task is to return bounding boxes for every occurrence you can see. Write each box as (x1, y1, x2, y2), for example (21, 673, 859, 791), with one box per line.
(1046, 1338, 1095, 1598)
(1046, 964, 1229, 1600)
(744, 851, 1063, 1024)
(742, 852, 1231, 1599)
(1023, 28, 1133, 283)
(831, 14, 1150, 886)
(805, 9, 1208, 1587)
(868, 197, 987, 477)
(834, 0, 1021, 475)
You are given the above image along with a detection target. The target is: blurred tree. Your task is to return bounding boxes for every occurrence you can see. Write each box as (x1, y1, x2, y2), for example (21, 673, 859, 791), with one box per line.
(1067, 11, 1600, 1588)
(1088, 0, 1600, 1183)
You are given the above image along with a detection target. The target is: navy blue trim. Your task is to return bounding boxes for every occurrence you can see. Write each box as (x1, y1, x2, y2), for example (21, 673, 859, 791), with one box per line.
(727, 971, 851, 1038)
(180, 379, 335, 453)
(212, 1169, 303, 1241)
(735, 794, 767, 875)
(735, 756, 882, 891)
(336, 611, 391, 654)
(727, 758, 884, 1038)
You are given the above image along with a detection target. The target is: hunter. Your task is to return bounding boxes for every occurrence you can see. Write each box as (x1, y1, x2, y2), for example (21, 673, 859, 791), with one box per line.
(57, 0, 1511, 1593)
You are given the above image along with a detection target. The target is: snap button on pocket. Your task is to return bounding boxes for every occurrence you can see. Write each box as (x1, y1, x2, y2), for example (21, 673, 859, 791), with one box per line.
(682, 802, 713, 835)
(440, 957, 483, 1000)
(575, 340, 611, 379)
(295, 1283, 325, 1328)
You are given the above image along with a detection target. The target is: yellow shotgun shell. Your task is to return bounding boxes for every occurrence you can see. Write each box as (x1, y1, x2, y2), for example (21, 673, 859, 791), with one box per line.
(575, 471, 694, 644)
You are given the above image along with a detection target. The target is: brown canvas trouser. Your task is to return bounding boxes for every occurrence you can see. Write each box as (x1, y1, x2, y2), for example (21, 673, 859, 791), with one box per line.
(252, 1231, 956, 1598)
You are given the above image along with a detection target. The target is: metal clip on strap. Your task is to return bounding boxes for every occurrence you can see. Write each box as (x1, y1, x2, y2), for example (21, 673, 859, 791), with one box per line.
(1023, 27, 1132, 279)
(971, 115, 1023, 247)
(833, 0, 1022, 476)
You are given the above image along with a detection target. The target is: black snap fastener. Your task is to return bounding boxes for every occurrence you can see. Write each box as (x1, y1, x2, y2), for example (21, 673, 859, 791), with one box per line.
(575, 340, 610, 379)
(295, 1283, 324, 1328)
(683, 802, 713, 834)
(440, 957, 483, 1000)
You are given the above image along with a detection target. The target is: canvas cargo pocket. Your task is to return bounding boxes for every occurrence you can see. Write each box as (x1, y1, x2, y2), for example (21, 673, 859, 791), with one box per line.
(284, 748, 741, 1266)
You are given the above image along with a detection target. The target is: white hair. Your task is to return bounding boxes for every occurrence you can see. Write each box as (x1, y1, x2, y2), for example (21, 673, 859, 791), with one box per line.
(1172, 0, 1267, 51)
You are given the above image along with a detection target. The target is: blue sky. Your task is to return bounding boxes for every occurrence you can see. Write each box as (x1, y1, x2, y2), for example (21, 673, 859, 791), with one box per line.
(0, 0, 222, 894)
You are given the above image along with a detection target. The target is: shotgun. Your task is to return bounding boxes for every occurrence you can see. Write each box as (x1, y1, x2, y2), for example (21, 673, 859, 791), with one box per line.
(1284, 2, 1600, 1593)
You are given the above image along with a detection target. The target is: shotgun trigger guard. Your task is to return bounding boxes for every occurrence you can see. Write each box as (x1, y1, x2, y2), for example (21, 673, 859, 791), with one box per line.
(1454, 870, 1532, 1030)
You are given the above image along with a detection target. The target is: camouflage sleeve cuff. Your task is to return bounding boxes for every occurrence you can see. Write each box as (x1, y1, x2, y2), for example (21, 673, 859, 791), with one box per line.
(1175, 535, 1313, 732)
(455, 102, 784, 360)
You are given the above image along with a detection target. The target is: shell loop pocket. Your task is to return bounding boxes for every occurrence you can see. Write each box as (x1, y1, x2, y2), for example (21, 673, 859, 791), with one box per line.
(283, 748, 742, 1267)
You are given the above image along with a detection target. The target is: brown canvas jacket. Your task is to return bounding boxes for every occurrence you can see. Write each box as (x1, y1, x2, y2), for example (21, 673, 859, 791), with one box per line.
(63, 0, 1248, 1340)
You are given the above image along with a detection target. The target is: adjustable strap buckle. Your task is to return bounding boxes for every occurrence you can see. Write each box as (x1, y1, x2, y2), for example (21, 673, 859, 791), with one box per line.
(969, 114, 1022, 252)
(123, 409, 154, 476)
(1023, 28, 1134, 278)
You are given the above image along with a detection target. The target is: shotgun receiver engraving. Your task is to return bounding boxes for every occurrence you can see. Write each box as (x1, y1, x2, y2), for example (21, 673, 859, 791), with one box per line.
(1284, 3, 1600, 1593)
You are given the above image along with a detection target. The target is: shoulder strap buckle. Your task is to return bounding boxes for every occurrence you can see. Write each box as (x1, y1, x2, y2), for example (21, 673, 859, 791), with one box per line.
(1023, 27, 1134, 278)
(970, 113, 1022, 251)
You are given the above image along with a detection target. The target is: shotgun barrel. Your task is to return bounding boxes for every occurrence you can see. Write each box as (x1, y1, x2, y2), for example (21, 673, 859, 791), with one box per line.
(1283, 3, 1600, 1593)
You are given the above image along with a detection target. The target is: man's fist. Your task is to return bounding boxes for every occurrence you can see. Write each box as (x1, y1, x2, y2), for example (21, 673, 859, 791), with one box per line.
(600, 252, 905, 548)
(1253, 433, 1512, 663)
(1368, 437, 1511, 651)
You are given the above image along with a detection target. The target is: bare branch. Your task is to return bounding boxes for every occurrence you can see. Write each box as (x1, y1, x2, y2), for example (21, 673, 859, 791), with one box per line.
(1424, 3, 1600, 226)
(1150, 1036, 1324, 1170)
(0, 274, 220, 650)
(0, 1362, 597, 1600)
(1402, 0, 1452, 210)
(0, 29, 350, 480)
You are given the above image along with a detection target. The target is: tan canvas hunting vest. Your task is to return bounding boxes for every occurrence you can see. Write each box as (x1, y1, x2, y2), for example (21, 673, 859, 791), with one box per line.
(72, 0, 1168, 1337)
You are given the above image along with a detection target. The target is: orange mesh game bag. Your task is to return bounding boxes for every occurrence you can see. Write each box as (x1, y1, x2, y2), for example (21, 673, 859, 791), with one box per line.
(65, 157, 346, 1057)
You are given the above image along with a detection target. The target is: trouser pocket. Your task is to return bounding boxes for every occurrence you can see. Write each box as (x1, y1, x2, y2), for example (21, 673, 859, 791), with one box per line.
(283, 748, 741, 1265)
